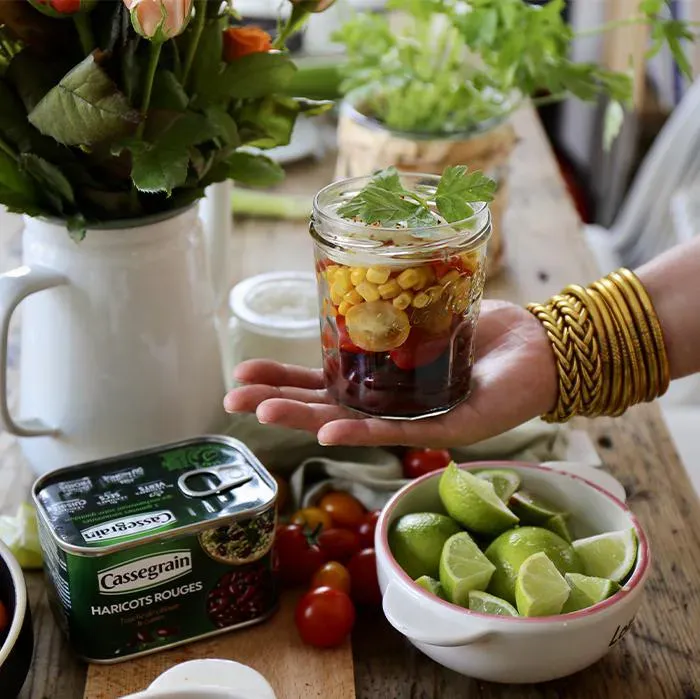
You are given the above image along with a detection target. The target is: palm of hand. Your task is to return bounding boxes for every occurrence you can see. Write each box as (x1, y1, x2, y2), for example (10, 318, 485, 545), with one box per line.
(224, 300, 557, 448)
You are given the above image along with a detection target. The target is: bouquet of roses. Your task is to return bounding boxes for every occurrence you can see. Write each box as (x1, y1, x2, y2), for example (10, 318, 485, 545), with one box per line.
(0, 0, 335, 237)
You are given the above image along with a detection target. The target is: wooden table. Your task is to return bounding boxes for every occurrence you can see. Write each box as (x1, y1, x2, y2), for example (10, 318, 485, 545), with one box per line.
(3, 108, 700, 698)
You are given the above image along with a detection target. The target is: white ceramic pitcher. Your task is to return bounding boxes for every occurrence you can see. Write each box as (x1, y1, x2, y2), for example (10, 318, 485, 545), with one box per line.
(0, 206, 226, 475)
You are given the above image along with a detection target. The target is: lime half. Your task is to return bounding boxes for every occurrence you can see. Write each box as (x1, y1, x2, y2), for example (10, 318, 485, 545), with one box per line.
(439, 463, 519, 536)
(562, 573, 620, 613)
(439, 532, 496, 607)
(484, 526, 581, 604)
(474, 469, 521, 502)
(515, 552, 570, 617)
(545, 514, 572, 543)
(389, 513, 462, 579)
(414, 575, 447, 600)
(468, 590, 519, 617)
(572, 528, 638, 583)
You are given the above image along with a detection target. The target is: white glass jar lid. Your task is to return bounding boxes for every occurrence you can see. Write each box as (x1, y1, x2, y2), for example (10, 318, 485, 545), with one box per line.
(229, 271, 319, 339)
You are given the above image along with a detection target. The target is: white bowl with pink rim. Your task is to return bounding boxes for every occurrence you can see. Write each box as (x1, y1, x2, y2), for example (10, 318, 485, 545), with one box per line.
(374, 461, 651, 684)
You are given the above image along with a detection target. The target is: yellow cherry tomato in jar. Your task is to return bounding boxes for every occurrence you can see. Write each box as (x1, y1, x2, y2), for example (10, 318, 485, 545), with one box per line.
(344, 301, 410, 352)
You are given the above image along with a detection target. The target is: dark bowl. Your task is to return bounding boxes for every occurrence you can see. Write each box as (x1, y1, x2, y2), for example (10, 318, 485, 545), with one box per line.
(0, 540, 34, 698)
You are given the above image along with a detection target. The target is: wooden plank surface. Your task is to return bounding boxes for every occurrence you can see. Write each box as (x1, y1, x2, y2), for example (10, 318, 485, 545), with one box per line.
(85, 593, 354, 699)
(2, 107, 699, 698)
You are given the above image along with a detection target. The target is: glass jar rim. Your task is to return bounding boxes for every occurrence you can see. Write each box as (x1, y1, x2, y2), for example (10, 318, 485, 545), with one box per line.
(311, 172, 492, 258)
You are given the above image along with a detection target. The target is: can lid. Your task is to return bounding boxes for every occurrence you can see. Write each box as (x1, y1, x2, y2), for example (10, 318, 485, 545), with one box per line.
(32, 436, 277, 555)
(229, 271, 319, 339)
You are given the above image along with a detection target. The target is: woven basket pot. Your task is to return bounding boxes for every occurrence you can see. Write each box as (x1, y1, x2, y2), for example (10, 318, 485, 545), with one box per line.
(335, 98, 517, 278)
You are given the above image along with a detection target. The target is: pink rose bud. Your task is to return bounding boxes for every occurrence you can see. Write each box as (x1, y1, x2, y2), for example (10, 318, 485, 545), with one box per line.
(123, 0, 194, 41)
(27, 0, 96, 16)
(288, 0, 337, 11)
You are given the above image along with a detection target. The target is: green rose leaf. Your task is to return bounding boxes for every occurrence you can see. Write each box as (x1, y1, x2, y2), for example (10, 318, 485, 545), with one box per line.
(151, 70, 189, 111)
(0, 81, 34, 151)
(238, 96, 299, 149)
(28, 54, 141, 147)
(223, 151, 285, 187)
(130, 112, 219, 194)
(218, 53, 297, 100)
(0, 150, 41, 215)
(20, 154, 75, 206)
(205, 107, 240, 146)
(190, 20, 224, 106)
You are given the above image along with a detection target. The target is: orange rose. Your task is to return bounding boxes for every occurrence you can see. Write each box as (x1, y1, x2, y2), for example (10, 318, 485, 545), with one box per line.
(223, 26, 273, 62)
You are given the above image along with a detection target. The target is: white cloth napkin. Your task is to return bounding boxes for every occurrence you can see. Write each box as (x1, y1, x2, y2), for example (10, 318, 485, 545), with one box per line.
(225, 415, 601, 510)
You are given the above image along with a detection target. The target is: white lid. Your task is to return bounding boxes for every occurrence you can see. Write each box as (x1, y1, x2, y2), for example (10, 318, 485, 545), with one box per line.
(229, 271, 319, 339)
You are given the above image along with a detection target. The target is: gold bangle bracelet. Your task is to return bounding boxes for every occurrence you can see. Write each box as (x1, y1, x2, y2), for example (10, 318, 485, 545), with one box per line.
(617, 268, 670, 397)
(528, 267, 670, 421)
(551, 294, 603, 414)
(608, 271, 659, 403)
(591, 279, 645, 410)
(526, 302, 582, 422)
(564, 284, 611, 415)
(587, 286, 627, 416)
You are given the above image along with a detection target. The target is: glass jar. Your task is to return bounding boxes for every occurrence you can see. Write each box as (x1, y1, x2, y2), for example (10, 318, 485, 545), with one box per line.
(310, 173, 492, 419)
(228, 272, 321, 387)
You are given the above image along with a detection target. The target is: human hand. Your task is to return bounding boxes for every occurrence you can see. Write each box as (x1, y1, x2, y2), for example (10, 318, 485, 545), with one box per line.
(223, 300, 558, 448)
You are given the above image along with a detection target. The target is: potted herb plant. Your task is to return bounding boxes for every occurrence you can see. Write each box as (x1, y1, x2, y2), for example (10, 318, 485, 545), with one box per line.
(333, 0, 697, 277)
(0, 0, 334, 475)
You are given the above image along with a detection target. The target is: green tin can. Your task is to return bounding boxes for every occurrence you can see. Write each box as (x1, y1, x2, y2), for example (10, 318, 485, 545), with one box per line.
(32, 435, 278, 663)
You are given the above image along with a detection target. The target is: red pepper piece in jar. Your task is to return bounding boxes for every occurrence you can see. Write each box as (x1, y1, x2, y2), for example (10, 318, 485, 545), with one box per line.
(389, 328, 451, 370)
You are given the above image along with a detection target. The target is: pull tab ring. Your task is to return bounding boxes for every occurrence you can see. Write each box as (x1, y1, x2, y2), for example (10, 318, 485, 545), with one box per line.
(177, 464, 253, 498)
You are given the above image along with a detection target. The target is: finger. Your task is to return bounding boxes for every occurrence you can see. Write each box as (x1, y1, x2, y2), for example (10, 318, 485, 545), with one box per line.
(317, 414, 455, 448)
(233, 360, 325, 390)
(256, 398, 358, 433)
(224, 384, 332, 413)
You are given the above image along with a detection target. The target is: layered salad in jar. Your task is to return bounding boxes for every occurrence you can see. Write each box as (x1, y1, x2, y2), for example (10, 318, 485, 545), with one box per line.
(310, 167, 495, 419)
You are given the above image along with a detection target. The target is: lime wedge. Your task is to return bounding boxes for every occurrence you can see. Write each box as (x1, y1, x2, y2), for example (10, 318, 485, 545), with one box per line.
(484, 526, 582, 604)
(0, 503, 43, 569)
(414, 575, 447, 600)
(474, 469, 521, 502)
(562, 573, 621, 613)
(510, 490, 564, 524)
(572, 528, 638, 583)
(439, 463, 519, 536)
(389, 513, 462, 579)
(515, 552, 570, 617)
(468, 590, 519, 617)
(439, 532, 496, 607)
(545, 514, 572, 543)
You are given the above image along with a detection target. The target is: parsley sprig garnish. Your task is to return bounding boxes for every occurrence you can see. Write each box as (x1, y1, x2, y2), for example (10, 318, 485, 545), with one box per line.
(337, 166, 496, 227)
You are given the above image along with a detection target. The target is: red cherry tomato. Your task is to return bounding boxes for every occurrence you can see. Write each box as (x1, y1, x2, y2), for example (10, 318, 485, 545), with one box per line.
(319, 492, 366, 528)
(402, 448, 452, 479)
(389, 328, 450, 370)
(295, 586, 356, 648)
(311, 561, 351, 594)
(317, 528, 362, 564)
(357, 510, 380, 548)
(275, 524, 325, 587)
(336, 316, 363, 353)
(430, 257, 461, 279)
(290, 507, 333, 532)
(347, 548, 382, 606)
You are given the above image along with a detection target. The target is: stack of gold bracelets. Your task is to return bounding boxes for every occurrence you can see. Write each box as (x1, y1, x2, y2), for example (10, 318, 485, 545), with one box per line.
(527, 268, 670, 423)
